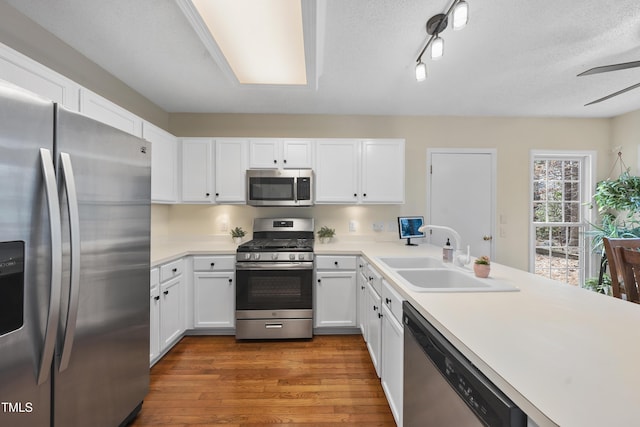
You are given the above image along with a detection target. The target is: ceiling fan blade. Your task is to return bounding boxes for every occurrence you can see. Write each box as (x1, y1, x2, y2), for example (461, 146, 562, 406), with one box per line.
(578, 60, 640, 77)
(585, 81, 640, 106)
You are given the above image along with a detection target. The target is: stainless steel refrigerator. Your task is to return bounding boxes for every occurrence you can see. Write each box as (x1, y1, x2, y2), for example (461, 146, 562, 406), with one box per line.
(0, 81, 150, 426)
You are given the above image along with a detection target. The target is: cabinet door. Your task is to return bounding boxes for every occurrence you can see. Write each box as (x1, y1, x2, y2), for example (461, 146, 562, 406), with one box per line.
(144, 122, 178, 203)
(315, 271, 357, 328)
(160, 276, 184, 351)
(181, 138, 213, 202)
(282, 140, 312, 168)
(0, 43, 80, 110)
(382, 304, 404, 426)
(79, 88, 143, 137)
(215, 139, 247, 203)
(193, 272, 235, 328)
(361, 139, 405, 203)
(357, 259, 368, 337)
(366, 282, 382, 377)
(249, 138, 280, 169)
(314, 140, 360, 203)
(150, 268, 160, 364)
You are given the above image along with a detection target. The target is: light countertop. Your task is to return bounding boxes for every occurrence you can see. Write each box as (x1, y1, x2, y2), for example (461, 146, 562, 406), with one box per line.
(151, 237, 640, 427)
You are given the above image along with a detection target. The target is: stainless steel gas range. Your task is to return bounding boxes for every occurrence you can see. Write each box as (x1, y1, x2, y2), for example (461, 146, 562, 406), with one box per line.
(235, 218, 314, 340)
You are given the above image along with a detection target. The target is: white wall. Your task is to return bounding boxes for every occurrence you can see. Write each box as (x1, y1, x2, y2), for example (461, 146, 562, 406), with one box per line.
(611, 109, 640, 176)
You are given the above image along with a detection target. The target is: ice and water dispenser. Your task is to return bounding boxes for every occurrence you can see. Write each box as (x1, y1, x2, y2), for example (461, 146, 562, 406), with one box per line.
(0, 241, 24, 335)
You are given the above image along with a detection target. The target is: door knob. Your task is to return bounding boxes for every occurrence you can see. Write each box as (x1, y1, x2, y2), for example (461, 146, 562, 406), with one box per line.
(483, 235, 493, 241)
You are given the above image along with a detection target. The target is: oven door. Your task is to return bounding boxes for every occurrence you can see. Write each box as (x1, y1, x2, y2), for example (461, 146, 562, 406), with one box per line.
(236, 262, 313, 313)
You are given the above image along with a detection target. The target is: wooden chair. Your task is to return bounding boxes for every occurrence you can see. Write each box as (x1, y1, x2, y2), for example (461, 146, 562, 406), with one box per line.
(615, 247, 640, 304)
(602, 237, 640, 299)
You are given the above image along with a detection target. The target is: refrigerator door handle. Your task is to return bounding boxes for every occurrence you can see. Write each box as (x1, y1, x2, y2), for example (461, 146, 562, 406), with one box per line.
(37, 148, 63, 385)
(58, 152, 81, 372)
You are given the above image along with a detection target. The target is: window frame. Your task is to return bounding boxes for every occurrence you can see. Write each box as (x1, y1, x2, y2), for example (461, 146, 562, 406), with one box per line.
(529, 150, 597, 285)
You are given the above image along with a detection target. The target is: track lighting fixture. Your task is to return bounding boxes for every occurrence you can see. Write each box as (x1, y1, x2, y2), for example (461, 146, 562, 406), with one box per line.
(415, 0, 469, 81)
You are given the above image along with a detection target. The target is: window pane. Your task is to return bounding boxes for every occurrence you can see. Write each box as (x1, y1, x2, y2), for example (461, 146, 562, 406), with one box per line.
(533, 202, 546, 222)
(548, 182, 563, 201)
(536, 226, 550, 245)
(565, 161, 579, 180)
(533, 181, 545, 201)
(548, 203, 563, 222)
(533, 160, 546, 180)
(548, 160, 563, 179)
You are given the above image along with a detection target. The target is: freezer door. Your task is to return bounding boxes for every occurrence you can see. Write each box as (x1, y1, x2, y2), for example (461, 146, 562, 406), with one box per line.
(0, 83, 56, 426)
(54, 107, 151, 427)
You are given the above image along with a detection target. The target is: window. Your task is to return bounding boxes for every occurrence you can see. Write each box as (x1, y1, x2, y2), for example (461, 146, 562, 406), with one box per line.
(530, 152, 596, 285)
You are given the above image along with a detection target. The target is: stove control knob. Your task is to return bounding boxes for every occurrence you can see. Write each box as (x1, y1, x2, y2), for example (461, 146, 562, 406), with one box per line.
(298, 254, 305, 260)
(289, 253, 296, 260)
(244, 253, 251, 260)
(271, 253, 279, 260)
(253, 253, 261, 260)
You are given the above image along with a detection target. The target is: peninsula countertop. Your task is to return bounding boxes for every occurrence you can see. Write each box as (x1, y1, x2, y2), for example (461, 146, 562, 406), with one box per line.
(151, 236, 640, 427)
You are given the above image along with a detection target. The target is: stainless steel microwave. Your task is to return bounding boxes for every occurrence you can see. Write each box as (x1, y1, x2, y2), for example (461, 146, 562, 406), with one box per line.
(246, 169, 314, 207)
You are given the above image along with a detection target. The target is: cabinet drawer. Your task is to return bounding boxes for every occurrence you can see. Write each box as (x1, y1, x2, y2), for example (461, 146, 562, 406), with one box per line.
(160, 259, 184, 282)
(316, 255, 357, 270)
(193, 255, 235, 271)
(382, 279, 404, 323)
(365, 264, 382, 295)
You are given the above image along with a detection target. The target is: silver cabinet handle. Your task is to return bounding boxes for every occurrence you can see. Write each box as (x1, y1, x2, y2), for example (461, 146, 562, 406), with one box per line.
(58, 152, 81, 372)
(38, 148, 62, 385)
(265, 323, 283, 329)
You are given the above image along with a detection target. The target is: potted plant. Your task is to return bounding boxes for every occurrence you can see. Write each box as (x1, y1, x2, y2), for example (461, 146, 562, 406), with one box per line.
(230, 226, 246, 244)
(317, 226, 335, 244)
(585, 168, 640, 290)
(473, 256, 491, 278)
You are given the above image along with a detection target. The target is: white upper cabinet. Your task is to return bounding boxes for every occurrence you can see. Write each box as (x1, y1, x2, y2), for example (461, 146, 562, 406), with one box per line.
(361, 139, 405, 204)
(0, 43, 80, 110)
(181, 138, 214, 203)
(315, 139, 360, 203)
(79, 88, 142, 137)
(143, 122, 178, 203)
(315, 139, 405, 204)
(248, 138, 312, 169)
(215, 138, 247, 203)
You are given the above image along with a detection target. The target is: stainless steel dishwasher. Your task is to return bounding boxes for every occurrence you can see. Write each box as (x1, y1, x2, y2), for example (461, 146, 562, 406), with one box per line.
(403, 302, 527, 427)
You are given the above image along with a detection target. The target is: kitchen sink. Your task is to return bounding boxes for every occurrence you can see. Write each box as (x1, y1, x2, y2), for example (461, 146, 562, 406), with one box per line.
(395, 268, 518, 293)
(377, 256, 444, 269)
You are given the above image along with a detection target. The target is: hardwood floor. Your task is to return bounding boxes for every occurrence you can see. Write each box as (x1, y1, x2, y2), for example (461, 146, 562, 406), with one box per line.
(131, 335, 396, 426)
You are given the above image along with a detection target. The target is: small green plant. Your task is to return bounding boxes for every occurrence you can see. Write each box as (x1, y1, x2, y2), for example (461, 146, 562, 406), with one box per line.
(582, 274, 612, 296)
(474, 255, 490, 265)
(317, 226, 335, 238)
(230, 227, 246, 238)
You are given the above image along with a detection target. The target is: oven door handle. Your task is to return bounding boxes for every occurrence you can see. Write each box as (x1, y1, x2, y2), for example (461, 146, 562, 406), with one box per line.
(236, 262, 314, 270)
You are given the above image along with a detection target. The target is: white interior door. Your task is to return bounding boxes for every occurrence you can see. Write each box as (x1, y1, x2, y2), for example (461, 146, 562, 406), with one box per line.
(428, 150, 495, 259)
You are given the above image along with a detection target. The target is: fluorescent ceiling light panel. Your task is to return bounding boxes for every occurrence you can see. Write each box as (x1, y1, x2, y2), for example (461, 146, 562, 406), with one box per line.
(191, 0, 307, 85)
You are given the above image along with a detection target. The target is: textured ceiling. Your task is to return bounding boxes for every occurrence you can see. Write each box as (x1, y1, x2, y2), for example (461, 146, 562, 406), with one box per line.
(5, 0, 640, 118)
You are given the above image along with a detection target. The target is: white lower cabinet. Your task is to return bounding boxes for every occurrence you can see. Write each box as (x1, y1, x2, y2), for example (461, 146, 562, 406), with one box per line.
(381, 279, 404, 426)
(314, 256, 357, 329)
(160, 275, 184, 349)
(366, 280, 382, 376)
(149, 268, 161, 363)
(150, 258, 186, 365)
(357, 257, 368, 336)
(192, 255, 235, 329)
(361, 262, 405, 426)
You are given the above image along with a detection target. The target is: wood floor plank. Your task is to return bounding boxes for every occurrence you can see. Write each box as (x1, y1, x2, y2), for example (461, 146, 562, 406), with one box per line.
(130, 335, 396, 426)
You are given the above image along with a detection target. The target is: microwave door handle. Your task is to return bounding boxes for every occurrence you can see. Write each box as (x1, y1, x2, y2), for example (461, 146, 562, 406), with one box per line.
(37, 148, 63, 385)
(58, 152, 81, 372)
(293, 177, 298, 203)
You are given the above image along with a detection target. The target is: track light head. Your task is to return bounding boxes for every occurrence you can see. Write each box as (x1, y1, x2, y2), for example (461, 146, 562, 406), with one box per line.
(415, 61, 427, 81)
